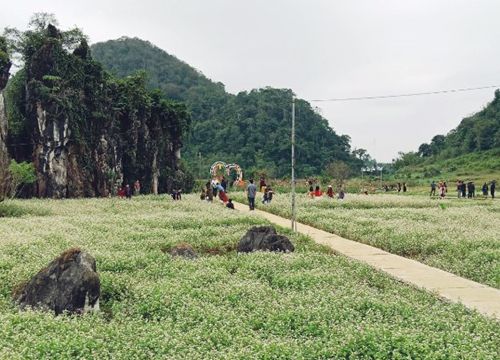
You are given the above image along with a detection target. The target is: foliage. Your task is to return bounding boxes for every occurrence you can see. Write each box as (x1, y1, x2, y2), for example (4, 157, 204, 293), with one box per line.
(0, 195, 498, 358)
(324, 160, 351, 189)
(3, 16, 193, 196)
(8, 160, 36, 198)
(394, 148, 500, 185)
(91, 38, 364, 178)
(232, 192, 500, 288)
(396, 90, 500, 173)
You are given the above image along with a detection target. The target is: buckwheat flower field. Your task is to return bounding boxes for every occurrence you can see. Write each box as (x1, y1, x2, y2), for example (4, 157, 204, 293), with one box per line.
(233, 193, 500, 289)
(0, 196, 498, 358)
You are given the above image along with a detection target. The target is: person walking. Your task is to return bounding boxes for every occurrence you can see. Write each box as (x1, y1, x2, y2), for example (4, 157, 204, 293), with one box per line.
(125, 184, 132, 199)
(211, 179, 218, 198)
(206, 182, 214, 202)
(467, 182, 472, 198)
(221, 176, 227, 192)
(439, 182, 446, 198)
(267, 187, 274, 204)
(430, 181, 436, 197)
(247, 179, 257, 210)
(461, 181, 466, 198)
(491, 180, 496, 199)
(482, 182, 489, 198)
(259, 177, 266, 192)
(134, 180, 141, 196)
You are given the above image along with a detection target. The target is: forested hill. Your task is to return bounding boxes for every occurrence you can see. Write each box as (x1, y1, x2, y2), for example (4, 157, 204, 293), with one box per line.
(394, 90, 500, 174)
(91, 37, 361, 178)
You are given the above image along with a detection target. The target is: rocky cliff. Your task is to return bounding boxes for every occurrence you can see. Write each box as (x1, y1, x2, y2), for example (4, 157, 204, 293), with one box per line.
(0, 37, 11, 201)
(7, 25, 193, 198)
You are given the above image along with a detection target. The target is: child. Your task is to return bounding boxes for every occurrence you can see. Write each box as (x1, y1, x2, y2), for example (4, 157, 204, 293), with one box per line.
(226, 198, 235, 209)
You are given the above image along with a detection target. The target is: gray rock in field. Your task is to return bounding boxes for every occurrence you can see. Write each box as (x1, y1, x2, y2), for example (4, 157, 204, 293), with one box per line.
(237, 226, 294, 253)
(13, 248, 100, 315)
(169, 244, 198, 259)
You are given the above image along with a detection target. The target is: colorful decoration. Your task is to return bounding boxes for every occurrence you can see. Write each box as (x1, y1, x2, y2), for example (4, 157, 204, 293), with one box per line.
(210, 161, 244, 183)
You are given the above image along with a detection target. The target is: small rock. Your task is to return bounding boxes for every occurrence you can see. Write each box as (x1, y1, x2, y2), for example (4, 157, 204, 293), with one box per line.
(169, 243, 197, 259)
(13, 248, 100, 315)
(237, 226, 294, 253)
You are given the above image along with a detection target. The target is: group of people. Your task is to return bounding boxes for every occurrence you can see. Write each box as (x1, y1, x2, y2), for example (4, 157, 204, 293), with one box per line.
(117, 180, 141, 199)
(429, 181, 447, 198)
(383, 183, 408, 193)
(307, 185, 345, 200)
(245, 178, 274, 210)
(430, 180, 496, 199)
(200, 176, 235, 209)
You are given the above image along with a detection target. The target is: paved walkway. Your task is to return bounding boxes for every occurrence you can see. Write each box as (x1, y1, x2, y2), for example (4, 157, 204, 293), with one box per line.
(234, 201, 500, 320)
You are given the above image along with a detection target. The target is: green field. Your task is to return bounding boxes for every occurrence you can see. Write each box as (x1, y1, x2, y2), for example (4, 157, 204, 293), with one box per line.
(0, 196, 499, 359)
(232, 192, 500, 289)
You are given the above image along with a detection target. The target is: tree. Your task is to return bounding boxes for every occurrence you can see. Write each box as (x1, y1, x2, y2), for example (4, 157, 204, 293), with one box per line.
(91, 38, 364, 177)
(430, 135, 446, 155)
(8, 160, 36, 198)
(418, 143, 432, 157)
(325, 160, 351, 190)
(3, 17, 194, 198)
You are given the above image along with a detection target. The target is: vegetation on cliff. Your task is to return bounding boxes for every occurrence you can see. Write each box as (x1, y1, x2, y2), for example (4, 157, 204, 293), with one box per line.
(0, 35, 12, 201)
(91, 37, 365, 178)
(3, 14, 193, 198)
(393, 90, 500, 179)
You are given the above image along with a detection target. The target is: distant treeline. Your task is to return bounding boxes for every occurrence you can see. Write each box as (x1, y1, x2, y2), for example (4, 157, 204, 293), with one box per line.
(91, 37, 369, 178)
(394, 90, 500, 171)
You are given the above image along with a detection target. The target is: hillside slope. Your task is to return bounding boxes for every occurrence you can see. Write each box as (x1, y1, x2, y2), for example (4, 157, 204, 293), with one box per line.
(91, 38, 360, 177)
(394, 90, 500, 181)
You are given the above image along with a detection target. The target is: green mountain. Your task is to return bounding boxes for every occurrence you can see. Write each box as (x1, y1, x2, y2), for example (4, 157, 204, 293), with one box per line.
(393, 90, 500, 181)
(91, 37, 362, 178)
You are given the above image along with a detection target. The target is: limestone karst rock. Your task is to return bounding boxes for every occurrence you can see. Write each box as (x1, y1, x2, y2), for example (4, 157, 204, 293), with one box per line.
(13, 248, 100, 315)
(0, 36, 11, 201)
(237, 226, 295, 253)
(7, 25, 193, 198)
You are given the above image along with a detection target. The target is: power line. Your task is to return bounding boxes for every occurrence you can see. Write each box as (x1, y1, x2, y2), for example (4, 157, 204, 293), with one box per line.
(309, 84, 500, 102)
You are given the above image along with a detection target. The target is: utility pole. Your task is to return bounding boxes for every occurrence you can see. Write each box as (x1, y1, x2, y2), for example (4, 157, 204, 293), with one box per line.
(291, 97, 297, 232)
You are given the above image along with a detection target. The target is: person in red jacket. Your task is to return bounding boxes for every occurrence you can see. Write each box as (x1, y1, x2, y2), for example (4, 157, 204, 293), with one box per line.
(314, 185, 322, 197)
(326, 185, 334, 198)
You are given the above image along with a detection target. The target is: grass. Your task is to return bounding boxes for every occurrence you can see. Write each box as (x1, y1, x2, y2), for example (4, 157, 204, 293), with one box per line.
(232, 192, 500, 289)
(0, 195, 499, 358)
(0, 201, 50, 218)
(395, 149, 500, 187)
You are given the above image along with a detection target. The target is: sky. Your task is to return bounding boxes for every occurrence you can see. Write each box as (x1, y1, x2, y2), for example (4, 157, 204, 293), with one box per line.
(3, 0, 500, 162)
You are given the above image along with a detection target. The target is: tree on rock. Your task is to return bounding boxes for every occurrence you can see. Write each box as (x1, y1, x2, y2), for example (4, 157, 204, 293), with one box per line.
(3, 14, 193, 198)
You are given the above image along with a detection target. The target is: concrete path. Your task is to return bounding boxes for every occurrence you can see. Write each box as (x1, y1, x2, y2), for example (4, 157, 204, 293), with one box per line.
(234, 201, 500, 320)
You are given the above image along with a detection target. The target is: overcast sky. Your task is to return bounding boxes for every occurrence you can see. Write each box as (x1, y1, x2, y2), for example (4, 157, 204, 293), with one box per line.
(3, 0, 500, 161)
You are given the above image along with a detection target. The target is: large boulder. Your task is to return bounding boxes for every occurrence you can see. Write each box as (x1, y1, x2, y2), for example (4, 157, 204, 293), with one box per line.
(169, 243, 197, 259)
(13, 248, 100, 315)
(237, 226, 295, 253)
